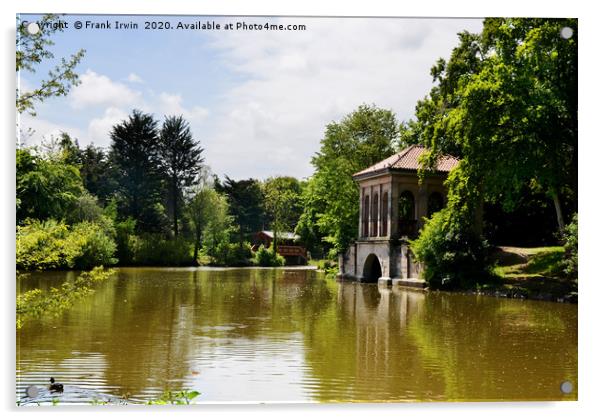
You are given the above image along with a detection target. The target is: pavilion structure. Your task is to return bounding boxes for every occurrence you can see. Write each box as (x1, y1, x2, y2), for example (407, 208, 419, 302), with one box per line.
(337, 145, 459, 286)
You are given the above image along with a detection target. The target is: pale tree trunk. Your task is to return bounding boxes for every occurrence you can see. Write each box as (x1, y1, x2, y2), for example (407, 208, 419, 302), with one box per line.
(551, 189, 565, 232)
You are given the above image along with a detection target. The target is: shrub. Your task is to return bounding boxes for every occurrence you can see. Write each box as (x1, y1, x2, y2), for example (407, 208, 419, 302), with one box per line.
(70, 221, 118, 269)
(410, 208, 489, 289)
(206, 242, 254, 266)
(16, 219, 118, 270)
(114, 218, 138, 266)
(562, 213, 578, 279)
(133, 235, 193, 266)
(253, 245, 285, 267)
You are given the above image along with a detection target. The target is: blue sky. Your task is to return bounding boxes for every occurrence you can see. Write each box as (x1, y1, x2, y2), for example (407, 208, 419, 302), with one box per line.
(18, 14, 482, 180)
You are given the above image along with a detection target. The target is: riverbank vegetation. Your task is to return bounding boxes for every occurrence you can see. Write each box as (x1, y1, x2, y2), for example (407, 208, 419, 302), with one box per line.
(16, 120, 306, 269)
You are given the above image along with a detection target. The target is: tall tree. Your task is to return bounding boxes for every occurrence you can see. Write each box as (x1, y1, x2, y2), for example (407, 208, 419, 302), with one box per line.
(299, 104, 398, 255)
(215, 177, 265, 245)
(78, 144, 117, 205)
(159, 115, 204, 237)
(17, 14, 85, 115)
(262, 176, 303, 249)
(109, 110, 164, 232)
(417, 18, 577, 233)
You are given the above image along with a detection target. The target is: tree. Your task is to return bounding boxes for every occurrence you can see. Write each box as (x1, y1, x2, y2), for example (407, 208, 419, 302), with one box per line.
(17, 14, 85, 115)
(109, 110, 164, 232)
(16, 147, 83, 223)
(262, 176, 303, 249)
(188, 187, 211, 263)
(215, 177, 265, 245)
(158, 115, 204, 237)
(78, 144, 117, 204)
(300, 104, 398, 255)
(417, 18, 577, 233)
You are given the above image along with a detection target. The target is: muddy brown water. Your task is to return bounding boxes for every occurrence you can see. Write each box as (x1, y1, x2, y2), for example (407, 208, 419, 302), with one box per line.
(16, 267, 577, 404)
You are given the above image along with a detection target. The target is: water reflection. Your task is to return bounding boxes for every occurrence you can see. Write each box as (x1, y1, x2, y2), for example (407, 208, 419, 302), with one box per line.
(17, 268, 577, 403)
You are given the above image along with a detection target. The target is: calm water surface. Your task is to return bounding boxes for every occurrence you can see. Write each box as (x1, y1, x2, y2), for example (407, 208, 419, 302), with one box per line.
(16, 267, 577, 403)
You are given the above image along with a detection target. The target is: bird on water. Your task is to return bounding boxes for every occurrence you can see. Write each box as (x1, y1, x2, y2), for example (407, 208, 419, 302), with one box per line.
(49, 377, 63, 393)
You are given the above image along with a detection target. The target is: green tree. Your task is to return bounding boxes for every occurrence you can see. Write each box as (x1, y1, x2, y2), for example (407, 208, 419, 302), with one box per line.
(17, 14, 85, 115)
(159, 115, 204, 237)
(215, 177, 265, 245)
(262, 176, 302, 248)
(78, 144, 117, 204)
(201, 193, 235, 264)
(109, 110, 165, 233)
(187, 186, 223, 263)
(16, 147, 83, 223)
(301, 104, 398, 255)
(417, 18, 577, 233)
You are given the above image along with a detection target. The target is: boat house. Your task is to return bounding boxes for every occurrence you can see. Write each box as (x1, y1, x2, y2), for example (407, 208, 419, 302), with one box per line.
(338, 145, 459, 286)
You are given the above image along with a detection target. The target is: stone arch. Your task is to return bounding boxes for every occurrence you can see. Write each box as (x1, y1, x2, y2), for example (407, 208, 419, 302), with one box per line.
(362, 253, 382, 283)
(427, 191, 444, 217)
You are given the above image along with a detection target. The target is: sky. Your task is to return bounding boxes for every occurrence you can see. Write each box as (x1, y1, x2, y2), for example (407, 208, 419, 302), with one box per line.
(18, 14, 482, 180)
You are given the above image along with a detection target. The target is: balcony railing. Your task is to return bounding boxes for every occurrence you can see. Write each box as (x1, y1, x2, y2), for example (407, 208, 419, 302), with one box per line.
(276, 245, 307, 257)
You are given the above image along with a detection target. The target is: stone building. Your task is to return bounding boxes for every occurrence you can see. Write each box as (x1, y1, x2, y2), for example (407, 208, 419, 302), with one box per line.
(338, 145, 459, 286)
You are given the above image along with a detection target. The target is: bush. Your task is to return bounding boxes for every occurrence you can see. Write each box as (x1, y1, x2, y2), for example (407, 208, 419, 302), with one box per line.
(70, 221, 118, 269)
(133, 235, 193, 266)
(114, 218, 137, 266)
(562, 213, 578, 279)
(206, 242, 254, 266)
(252, 245, 285, 267)
(410, 208, 489, 289)
(16, 219, 118, 270)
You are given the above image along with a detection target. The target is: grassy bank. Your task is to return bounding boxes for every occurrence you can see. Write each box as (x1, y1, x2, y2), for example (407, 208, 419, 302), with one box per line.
(482, 246, 577, 302)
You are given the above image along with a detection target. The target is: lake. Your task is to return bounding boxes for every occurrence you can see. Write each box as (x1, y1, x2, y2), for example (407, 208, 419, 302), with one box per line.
(16, 267, 577, 403)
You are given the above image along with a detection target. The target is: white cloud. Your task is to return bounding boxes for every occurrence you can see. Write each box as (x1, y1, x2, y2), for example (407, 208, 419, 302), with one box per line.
(156, 92, 209, 121)
(18, 112, 84, 147)
(70, 69, 142, 109)
(87, 107, 129, 147)
(127, 73, 144, 83)
(202, 17, 483, 180)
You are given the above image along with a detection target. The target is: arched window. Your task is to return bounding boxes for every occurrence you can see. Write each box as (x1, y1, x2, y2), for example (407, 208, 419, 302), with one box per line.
(371, 193, 379, 236)
(427, 192, 444, 217)
(398, 190, 416, 237)
(381, 192, 388, 236)
(362, 195, 370, 237)
(398, 190, 415, 220)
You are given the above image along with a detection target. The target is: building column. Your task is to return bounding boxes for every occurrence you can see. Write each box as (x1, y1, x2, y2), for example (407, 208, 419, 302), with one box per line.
(358, 187, 364, 239)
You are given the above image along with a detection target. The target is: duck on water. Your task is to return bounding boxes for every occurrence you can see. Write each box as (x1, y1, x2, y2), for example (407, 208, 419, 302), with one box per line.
(49, 377, 63, 393)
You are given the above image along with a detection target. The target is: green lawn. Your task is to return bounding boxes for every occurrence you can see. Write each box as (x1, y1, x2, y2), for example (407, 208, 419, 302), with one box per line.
(487, 246, 577, 301)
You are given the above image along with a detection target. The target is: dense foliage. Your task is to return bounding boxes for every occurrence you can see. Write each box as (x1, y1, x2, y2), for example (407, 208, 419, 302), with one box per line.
(408, 18, 577, 285)
(410, 208, 489, 288)
(252, 245, 285, 267)
(562, 213, 578, 279)
(17, 219, 117, 270)
(297, 104, 398, 256)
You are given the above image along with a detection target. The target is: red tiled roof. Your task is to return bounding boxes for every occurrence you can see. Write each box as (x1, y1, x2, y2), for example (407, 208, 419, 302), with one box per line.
(353, 145, 459, 178)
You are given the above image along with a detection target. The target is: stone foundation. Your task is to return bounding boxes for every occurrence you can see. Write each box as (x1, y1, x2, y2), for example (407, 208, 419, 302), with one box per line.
(338, 239, 425, 288)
